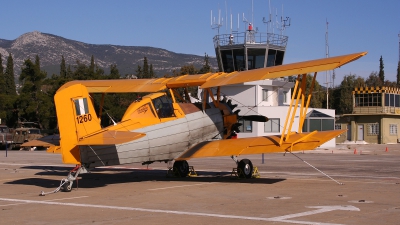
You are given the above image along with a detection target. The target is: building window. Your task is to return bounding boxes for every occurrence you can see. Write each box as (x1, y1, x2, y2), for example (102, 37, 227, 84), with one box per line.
(262, 89, 268, 101)
(367, 123, 379, 135)
(301, 110, 334, 132)
(283, 91, 288, 103)
(390, 124, 397, 135)
(264, 118, 280, 132)
(355, 93, 382, 107)
(335, 124, 342, 130)
(238, 119, 252, 133)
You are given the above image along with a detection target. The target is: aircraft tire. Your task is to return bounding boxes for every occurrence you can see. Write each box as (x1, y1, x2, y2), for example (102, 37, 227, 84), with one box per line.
(62, 181, 72, 192)
(173, 160, 189, 177)
(238, 159, 253, 179)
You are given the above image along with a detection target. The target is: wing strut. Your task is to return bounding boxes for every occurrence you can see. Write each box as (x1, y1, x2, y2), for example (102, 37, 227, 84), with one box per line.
(279, 72, 317, 146)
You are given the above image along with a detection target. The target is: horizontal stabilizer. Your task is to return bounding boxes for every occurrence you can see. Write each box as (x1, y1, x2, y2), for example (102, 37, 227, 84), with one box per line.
(21, 134, 60, 147)
(77, 130, 146, 146)
(176, 130, 345, 160)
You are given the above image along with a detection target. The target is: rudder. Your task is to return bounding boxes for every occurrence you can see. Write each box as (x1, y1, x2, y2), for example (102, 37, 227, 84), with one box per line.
(54, 83, 101, 164)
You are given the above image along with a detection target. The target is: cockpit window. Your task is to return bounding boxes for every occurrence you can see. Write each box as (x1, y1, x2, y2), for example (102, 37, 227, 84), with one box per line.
(152, 95, 174, 118)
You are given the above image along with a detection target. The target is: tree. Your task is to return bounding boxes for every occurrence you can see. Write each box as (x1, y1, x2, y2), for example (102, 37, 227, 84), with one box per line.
(4, 53, 16, 96)
(336, 74, 365, 114)
(379, 56, 384, 83)
(135, 65, 142, 78)
(397, 61, 400, 87)
(180, 65, 198, 75)
(60, 55, 67, 79)
(143, 57, 149, 78)
(0, 53, 5, 95)
(109, 64, 120, 79)
(17, 57, 52, 129)
(198, 53, 212, 74)
(149, 64, 155, 78)
(304, 74, 324, 108)
(365, 72, 383, 87)
(89, 55, 95, 78)
(0, 53, 18, 126)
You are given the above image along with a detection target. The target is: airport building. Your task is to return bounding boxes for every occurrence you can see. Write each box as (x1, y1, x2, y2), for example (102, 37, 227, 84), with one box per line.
(204, 25, 337, 147)
(336, 86, 400, 144)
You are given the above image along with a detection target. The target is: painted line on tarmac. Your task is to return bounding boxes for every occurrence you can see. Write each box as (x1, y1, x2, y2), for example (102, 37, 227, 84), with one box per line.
(148, 183, 213, 191)
(0, 196, 88, 207)
(0, 198, 347, 225)
(44, 196, 89, 202)
(260, 171, 400, 180)
(0, 162, 71, 167)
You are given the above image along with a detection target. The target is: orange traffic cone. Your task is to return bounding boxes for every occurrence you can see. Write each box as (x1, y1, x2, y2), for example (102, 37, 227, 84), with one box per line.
(385, 147, 388, 152)
(354, 148, 357, 154)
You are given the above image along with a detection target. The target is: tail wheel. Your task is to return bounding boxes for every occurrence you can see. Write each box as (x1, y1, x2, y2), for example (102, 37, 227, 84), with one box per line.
(173, 160, 189, 177)
(237, 159, 253, 179)
(62, 181, 72, 192)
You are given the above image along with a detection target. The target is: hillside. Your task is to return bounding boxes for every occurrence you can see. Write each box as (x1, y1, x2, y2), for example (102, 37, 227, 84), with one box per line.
(0, 31, 218, 77)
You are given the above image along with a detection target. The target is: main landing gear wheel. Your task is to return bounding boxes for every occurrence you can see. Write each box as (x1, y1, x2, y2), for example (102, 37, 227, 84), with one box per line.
(173, 160, 189, 177)
(237, 159, 253, 179)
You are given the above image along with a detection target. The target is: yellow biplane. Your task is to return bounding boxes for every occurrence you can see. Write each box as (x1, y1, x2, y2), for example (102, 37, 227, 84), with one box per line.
(40, 51, 366, 192)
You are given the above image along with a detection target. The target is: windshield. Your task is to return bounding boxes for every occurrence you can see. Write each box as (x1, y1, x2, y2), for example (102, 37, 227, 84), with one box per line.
(152, 95, 174, 118)
(28, 129, 41, 134)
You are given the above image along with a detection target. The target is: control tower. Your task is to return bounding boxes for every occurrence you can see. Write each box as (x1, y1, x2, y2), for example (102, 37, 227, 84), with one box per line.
(213, 25, 288, 72)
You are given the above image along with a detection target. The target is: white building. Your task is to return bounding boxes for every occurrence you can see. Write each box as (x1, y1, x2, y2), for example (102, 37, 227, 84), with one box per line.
(202, 79, 336, 148)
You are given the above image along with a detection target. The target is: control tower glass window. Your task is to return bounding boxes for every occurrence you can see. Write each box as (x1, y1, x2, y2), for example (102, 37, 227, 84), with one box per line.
(247, 49, 266, 70)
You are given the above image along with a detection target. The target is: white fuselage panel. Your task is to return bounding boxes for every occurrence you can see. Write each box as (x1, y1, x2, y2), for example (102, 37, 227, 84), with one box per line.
(80, 107, 223, 168)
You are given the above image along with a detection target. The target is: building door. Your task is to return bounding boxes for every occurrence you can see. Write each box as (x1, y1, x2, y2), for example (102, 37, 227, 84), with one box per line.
(347, 124, 351, 141)
(357, 125, 364, 141)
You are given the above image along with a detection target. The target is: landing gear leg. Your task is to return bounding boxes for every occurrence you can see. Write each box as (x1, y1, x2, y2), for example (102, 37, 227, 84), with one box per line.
(61, 165, 88, 192)
(40, 165, 89, 195)
(173, 160, 189, 177)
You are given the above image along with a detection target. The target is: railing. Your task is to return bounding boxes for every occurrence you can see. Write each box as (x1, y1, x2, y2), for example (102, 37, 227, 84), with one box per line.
(353, 106, 400, 114)
(213, 32, 288, 48)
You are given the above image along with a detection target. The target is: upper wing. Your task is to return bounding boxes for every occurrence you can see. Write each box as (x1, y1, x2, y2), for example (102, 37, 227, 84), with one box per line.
(175, 130, 345, 160)
(200, 52, 367, 88)
(58, 52, 367, 93)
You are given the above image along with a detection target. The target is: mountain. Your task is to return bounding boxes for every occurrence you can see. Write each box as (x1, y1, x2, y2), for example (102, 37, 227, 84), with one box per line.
(0, 31, 218, 78)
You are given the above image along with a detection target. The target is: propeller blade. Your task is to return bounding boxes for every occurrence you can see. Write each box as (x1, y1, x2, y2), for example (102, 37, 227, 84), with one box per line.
(240, 115, 269, 122)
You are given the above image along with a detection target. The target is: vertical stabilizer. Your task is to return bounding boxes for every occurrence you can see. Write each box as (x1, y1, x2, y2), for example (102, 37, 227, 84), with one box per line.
(54, 83, 101, 164)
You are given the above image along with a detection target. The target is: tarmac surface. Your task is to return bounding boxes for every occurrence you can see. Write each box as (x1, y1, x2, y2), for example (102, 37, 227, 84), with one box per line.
(0, 144, 399, 225)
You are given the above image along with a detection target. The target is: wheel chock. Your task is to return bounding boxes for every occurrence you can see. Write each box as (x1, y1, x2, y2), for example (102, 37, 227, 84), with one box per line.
(252, 166, 260, 178)
(231, 167, 260, 179)
(188, 166, 197, 177)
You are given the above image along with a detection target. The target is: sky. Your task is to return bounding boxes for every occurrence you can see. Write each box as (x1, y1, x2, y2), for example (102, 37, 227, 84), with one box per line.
(1, 0, 400, 86)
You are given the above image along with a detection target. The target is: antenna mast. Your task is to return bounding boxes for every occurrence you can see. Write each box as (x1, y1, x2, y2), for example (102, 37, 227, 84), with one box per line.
(398, 32, 400, 62)
(211, 8, 223, 35)
(325, 19, 331, 109)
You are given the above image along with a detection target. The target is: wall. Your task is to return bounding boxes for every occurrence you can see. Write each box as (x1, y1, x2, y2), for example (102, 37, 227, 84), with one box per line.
(382, 116, 400, 144)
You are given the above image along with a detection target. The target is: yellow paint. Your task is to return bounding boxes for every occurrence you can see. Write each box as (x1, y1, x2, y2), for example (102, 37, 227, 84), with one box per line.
(52, 51, 367, 165)
(176, 130, 346, 160)
(54, 84, 102, 164)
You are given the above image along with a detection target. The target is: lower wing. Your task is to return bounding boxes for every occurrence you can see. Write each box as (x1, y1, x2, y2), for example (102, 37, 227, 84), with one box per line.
(176, 130, 345, 160)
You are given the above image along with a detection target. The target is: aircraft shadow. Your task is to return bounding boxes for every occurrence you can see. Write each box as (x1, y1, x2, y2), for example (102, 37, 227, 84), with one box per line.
(5, 165, 286, 189)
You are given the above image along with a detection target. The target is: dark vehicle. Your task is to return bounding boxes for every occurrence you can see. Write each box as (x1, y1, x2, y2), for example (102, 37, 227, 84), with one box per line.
(11, 122, 44, 150)
(0, 125, 13, 150)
